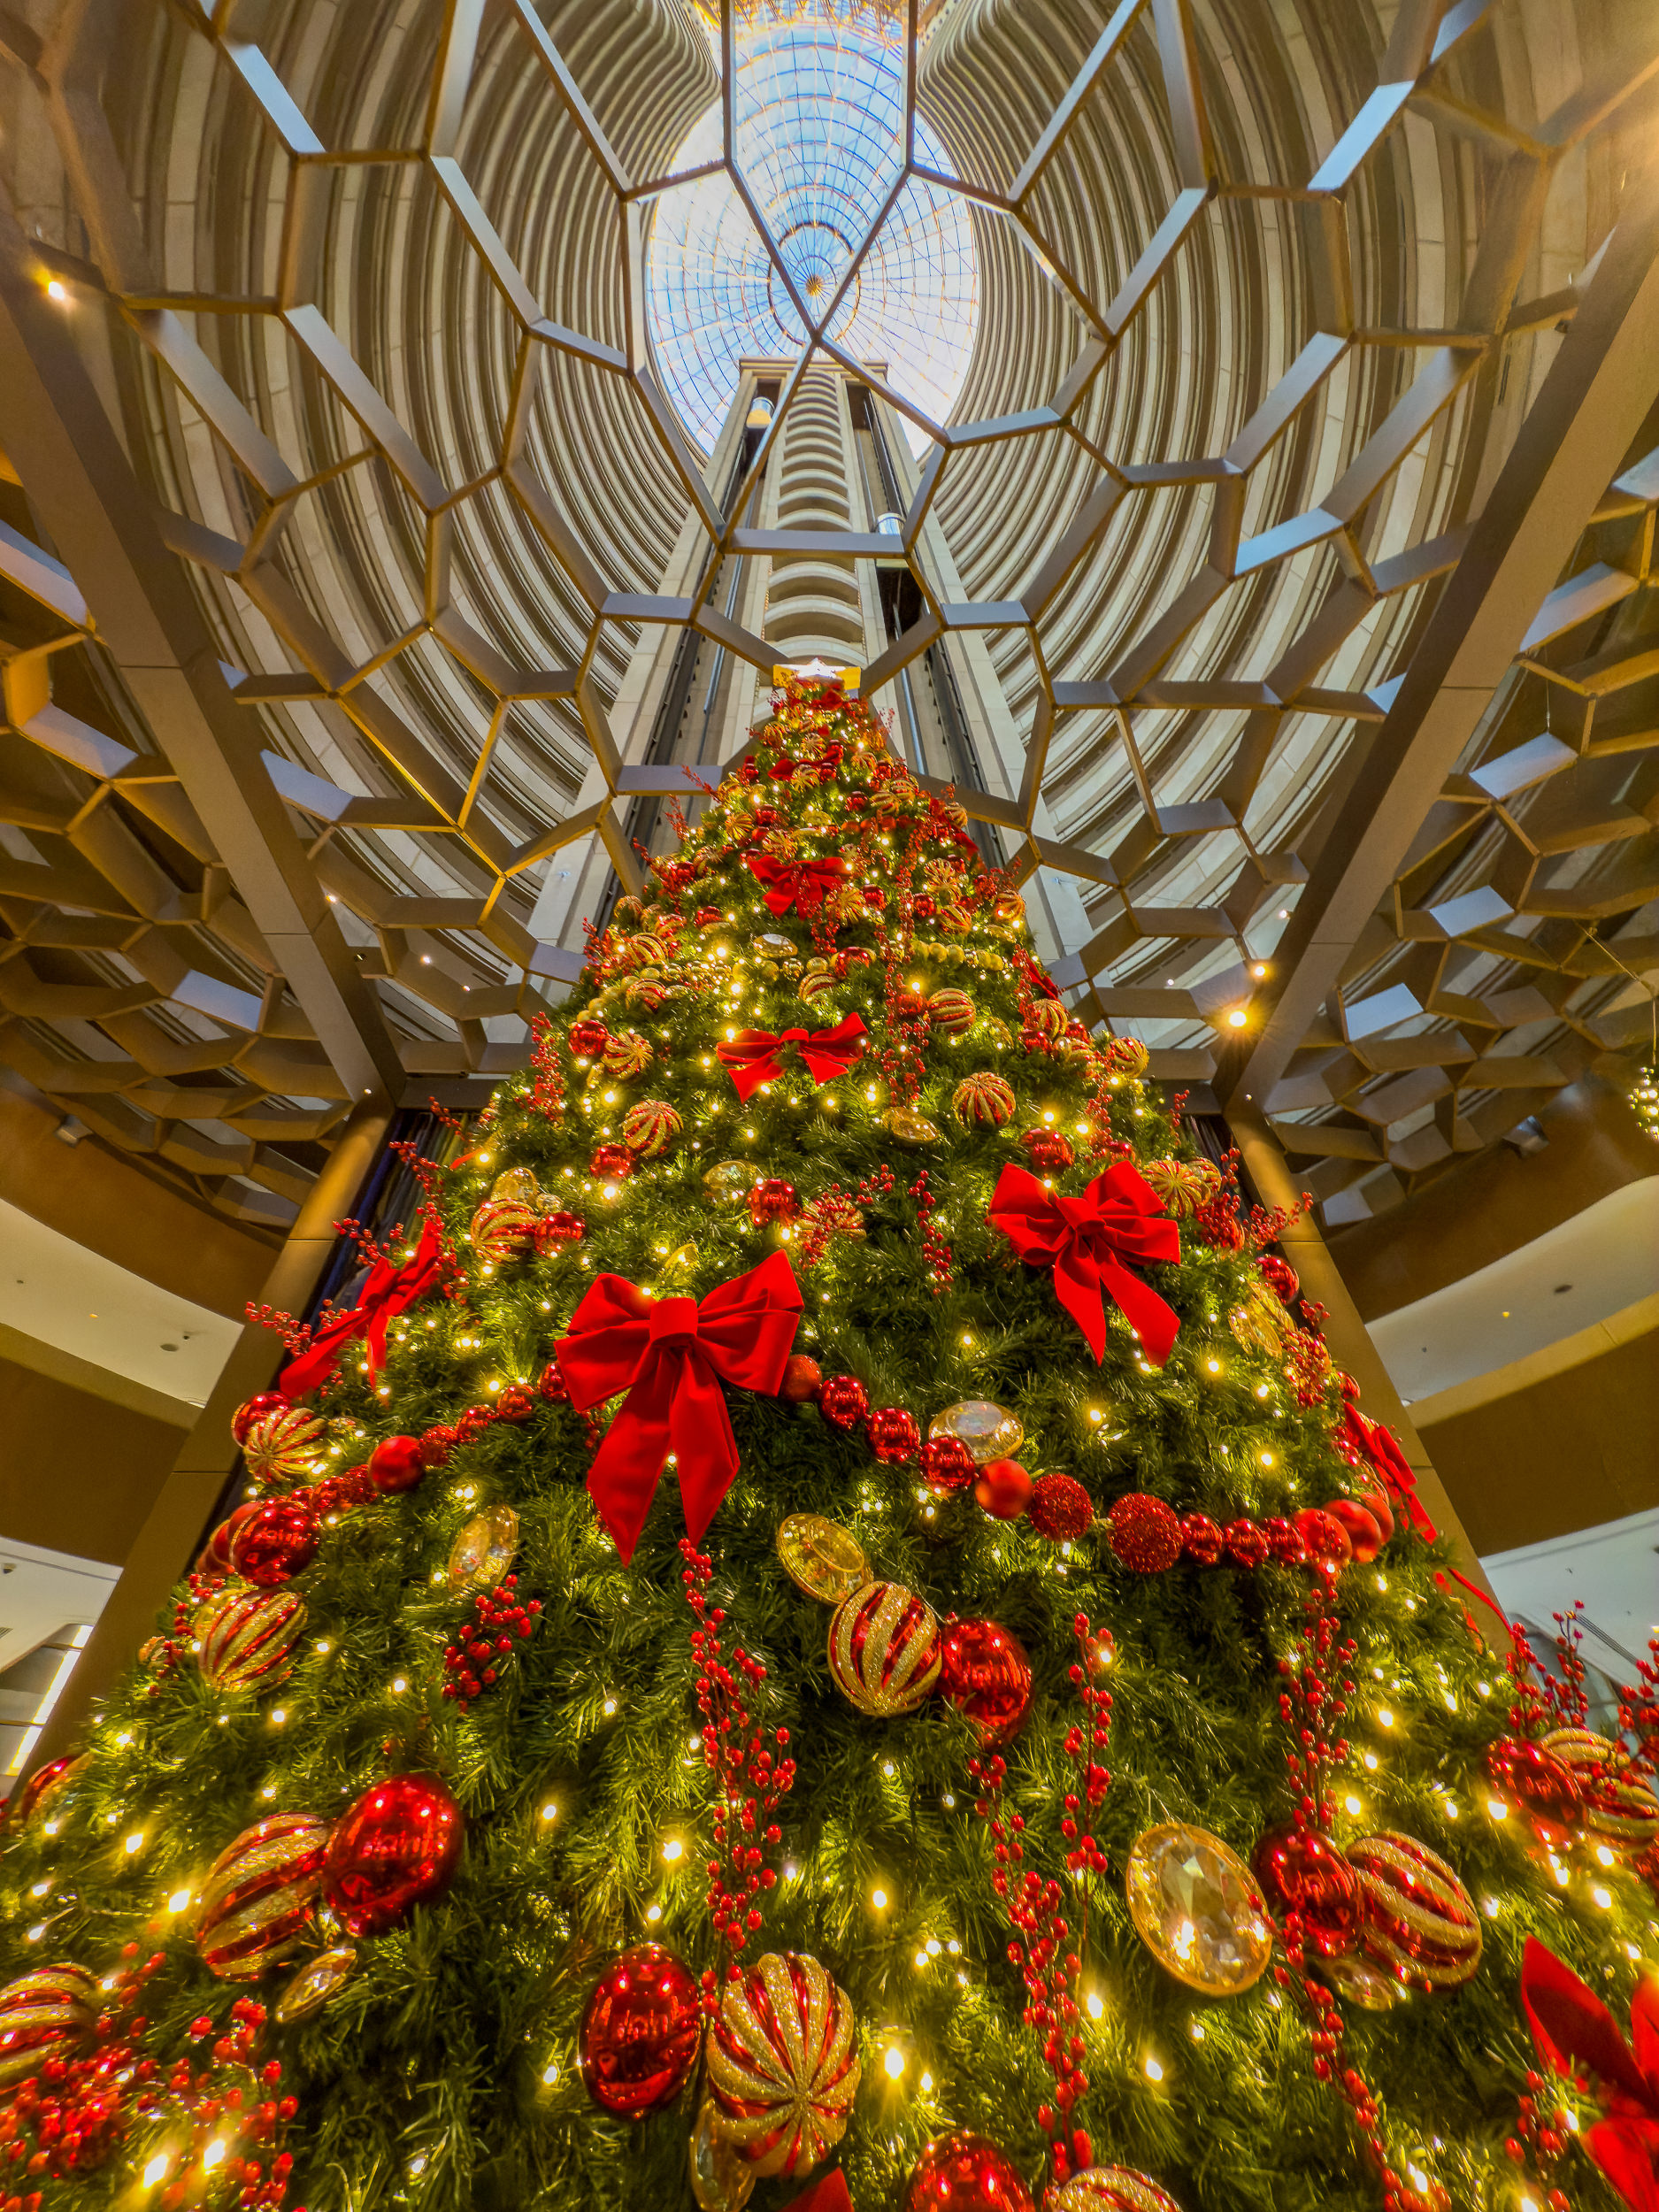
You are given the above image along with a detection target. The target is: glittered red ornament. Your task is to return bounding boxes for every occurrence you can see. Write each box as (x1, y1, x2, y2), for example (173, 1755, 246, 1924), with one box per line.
(1262, 1516, 1307, 1566)
(940, 1619, 1033, 1747)
(419, 1426, 457, 1469)
(1181, 1512, 1224, 1565)
(919, 1435, 976, 1494)
(534, 1209, 586, 1248)
(912, 894, 936, 920)
(369, 1434, 426, 1495)
(495, 1384, 537, 1424)
(228, 1500, 319, 1588)
(867, 1407, 920, 1465)
(200, 1501, 258, 1577)
(322, 1773, 465, 1938)
(1484, 1736, 1584, 1847)
(1294, 1506, 1351, 1571)
(590, 1144, 634, 1180)
(578, 1943, 701, 2119)
(780, 1354, 822, 1402)
(231, 1391, 291, 1446)
(749, 1177, 801, 1227)
(818, 1374, 870, 1431)
(1026, 1471, 1093, 1540)
(568, 1018, 609, 1058)
(974, 1458, 1033, 1520)
(695, 905, 721, 927)
(1252, 1826, 1361, 1959)
(1020, 1127, 1074, 1172)
(1225, 1518, 1269, 1570)
(1108, 1493, 1183, 1573)
(902, 2133, 1034, 2212)
(1257, 1254, 1299, 1306)
(863, 884, 884, 906)
(457, 1404, 497, 1441)
(1325, 1497, 1383, 1563)
(537, 1359, 571, 1405)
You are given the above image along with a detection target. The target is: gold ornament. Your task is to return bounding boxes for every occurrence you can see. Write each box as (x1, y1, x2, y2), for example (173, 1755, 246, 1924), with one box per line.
(830, 885, 867, 925)
(799, 971, 838, 1002)
(755, 932, 794, 958)
(1141, 1156, 1220, 1217)
(0, 1963, 97, 2091)
(690, 2098, 756, 2210)
(704, 1160, 762, 1206)
(468, 1197, 540, 1264)
(929, 1399, 1023, 1465)
(993, 890, 1026, 929)
(776, 1514, 869, 1605)
(1347, 1832, 1481, 1993)
(1539, 1729, 1659, 1848)
(622, 1099, 683, 1157)
(601, 1030, 654, 1080)
(1052, 2172, 1186, 2212)
(926, 987, 976, 1034)
(1102, 1034, 1150, 1078)
(882, 1107, 937, 1147)
(706, 1952, 860, 2178)
(242, 1405, 328, 1486)
(661, 1241, 701, 1277)
(951, 1071, 1016, 1127)
(489, 1165, 543, 1210)
(1124, 1823, 1272, 1996)
(448, 1504, 519, 1592)
(1227, 1278, 1289, 1357)
(1319, 1952, 1405, 2011)
(938, 902, 973, 934)
(273, 1945, 359, 2024)
(613, 933, 672, 973)
(195, 1814, 330, 1980)
(198, 1587, 307, 1694)
(1024, 998, 1067, 1041)
(827, 1581, 941, 1717)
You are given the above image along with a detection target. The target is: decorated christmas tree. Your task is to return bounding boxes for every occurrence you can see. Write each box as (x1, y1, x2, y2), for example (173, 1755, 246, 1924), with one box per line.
(4, 678, 1659, 2212)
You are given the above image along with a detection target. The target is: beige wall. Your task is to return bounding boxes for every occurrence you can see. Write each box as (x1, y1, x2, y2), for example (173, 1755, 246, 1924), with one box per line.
(0, 1356, 182, 1565)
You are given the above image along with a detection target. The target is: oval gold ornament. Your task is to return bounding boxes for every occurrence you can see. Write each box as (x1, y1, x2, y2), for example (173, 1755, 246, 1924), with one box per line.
(1125, 1822, 1272, 1996)
(776, 1514, 869, 1606)
(928, 1399, 1024, 1466)
(273, 1944, 358, 2024)
(447, 1504, 519, 1593)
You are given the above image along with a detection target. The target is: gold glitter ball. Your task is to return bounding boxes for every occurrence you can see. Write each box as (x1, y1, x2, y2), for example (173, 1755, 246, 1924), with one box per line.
(928, 1399, 1024, 1466)
(1124, 1823, 1272, 1996)
(273, 1945, 358, 2024)
(704, 1160, 762, 1206)
(776, 1513, 870, 1606)
(447, 1505, 519, 1593)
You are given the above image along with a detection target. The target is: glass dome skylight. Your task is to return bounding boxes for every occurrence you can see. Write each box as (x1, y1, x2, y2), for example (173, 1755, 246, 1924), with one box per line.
(646, 12, 979, 457)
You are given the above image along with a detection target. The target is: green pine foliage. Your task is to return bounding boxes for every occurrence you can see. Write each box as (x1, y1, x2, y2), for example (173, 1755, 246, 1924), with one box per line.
(0, 680, 1646, 2212)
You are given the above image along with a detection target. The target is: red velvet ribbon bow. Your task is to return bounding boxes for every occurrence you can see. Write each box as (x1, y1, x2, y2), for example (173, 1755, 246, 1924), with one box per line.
(280, 1217, 447, 1398)
(746, 855, 847, 916)
(987, 1163, 1182, 1366)
(717, 1013, 867, 1102)
(1336, 1402, 1513, 1639)
(556, 1252, 803, 1564)
(1523, 1936, 1659, 2211)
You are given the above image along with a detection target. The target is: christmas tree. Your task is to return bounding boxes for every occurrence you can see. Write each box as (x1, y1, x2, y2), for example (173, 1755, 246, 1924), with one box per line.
(4, 677, 1658, 2212)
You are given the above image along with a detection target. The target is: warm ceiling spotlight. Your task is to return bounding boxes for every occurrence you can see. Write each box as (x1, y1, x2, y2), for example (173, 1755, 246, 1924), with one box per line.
(1251, 963, 1269, 979)
(45, 279, 67, 302)
(1226, 1008, 1248, 1029)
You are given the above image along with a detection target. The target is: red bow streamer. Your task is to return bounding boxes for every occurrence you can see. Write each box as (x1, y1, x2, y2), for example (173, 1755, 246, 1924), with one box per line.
(556, 1252, 803, 1564)
(717, 1013, 867, 1102)
(280, 1217, 447, 1397)
(746, 855, 847, 916)
(1522, 1937, 1659, 2211)
(1336, 1403, 1512, 1640)
(987, 1163, 1181, 1366)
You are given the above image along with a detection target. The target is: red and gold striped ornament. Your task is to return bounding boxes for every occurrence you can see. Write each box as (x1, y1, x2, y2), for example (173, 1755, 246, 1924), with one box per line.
(1540, 1728, 1659, 1850)
(706, 1952, 861, 2179)
(1023, 997, 1067, 1041)
(798, 969, 837, 1003)
(951, 1071, 1016, 1128)
(1051, 2171, 1186, 2212)
(0, 1963, 97, 2091)
(242, 1405, 327, 1488)
(926, 988, 976, 1035)
(468, 1197, 540, 1265)
(1347, 1832, 1481, 1992)
(613, 932, 672, 973)
(938, 902, 973, 934)
(827, 1581, 941, 1717)
(198, 1586, 308, 1694)
(621, 1099, 682, 1157)
(1102, 1034, 1149, 1077)
(7, 1755, 88, 1830)
(1141, 1156, 1220, 1217)
(195, 1814, 331, 1980)
(602, 1029, 655, 1080)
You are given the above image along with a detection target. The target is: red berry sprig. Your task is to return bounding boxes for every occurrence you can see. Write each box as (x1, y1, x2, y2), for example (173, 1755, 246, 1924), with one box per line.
(442, 1576, 541, 1712)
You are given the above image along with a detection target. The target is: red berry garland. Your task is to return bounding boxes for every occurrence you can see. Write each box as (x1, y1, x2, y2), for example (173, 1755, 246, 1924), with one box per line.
(442, 1576, 541, 1712)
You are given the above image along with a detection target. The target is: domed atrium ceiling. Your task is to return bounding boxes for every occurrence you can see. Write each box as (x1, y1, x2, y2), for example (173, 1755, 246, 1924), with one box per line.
(0, 0, 1655, 1238)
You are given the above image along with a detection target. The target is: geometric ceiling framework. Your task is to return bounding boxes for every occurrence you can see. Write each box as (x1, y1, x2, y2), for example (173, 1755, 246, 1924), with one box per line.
(0, 0, 1655, 1233)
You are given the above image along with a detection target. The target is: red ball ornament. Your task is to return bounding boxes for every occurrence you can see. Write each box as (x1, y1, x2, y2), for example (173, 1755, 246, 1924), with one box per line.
(568, 1018, 609, 1059)
(1257, 1254, 1299, 1306)
(369, 1434, 426, 1496)
(847, 790, 868, 811)
(1225, 1518, 1270, 1570)
(1108, 1493, 1183, 1573)
(495, 1383, 537, 1425)
(579, 1943, 701, 2119)
(1021, 1127, 1075, 1172)
(590, 1144, 634, 1180)
(1325, 1497, 1384, 1563)
(1252, 1826, 1362, 1959)
(780, 1354, 822, 1403)
(940, 1619, 1033, 1747)
(200, 1501, 259, 1578)
(419, 1426, 457, 1469)
(537, 1359, 572, 1405)
(228, 1500, 319, 1588)
(902, 2133, 1034, 2212)
(322, 1773, 465, 1938)
(534, 1209, 586, 1248)
(1359, 1486, 1395, 1542)
(1027, 1471, 1093, 1540)
(231, 1391, 291, 1446)
(457, 1404, 497, 1441)
(748, 1177, 800, 1227)
(974, 1458, 1033, 1520)
(911, 893, 936, 920)
(1484, 1736, 1584, 1847)
(1294, 1506, 1351, 1571)
(919, 1434, 976, 1494)
(1181, 1512, 1224, 1565)
(867, 1407, 920, 1465)
(1262, 1516, 1307, 1566)
(818, 1374, 870, 1431)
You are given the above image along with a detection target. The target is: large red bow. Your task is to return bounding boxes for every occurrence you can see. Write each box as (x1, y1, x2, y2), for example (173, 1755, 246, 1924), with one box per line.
(1523, 1937, 1659, 2211)
(717, 1013, 866, 1102)
(746, 855, 847, 916)
(557, 1252, 803, 1563)
(280, 1217, 448, 1397)
(987, 1163, 1181, 1366)
(1336, 1404, 1429, 1535)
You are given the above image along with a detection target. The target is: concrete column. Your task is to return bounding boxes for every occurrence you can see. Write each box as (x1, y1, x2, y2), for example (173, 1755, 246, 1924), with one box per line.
(19, 1099, 392, 1778)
